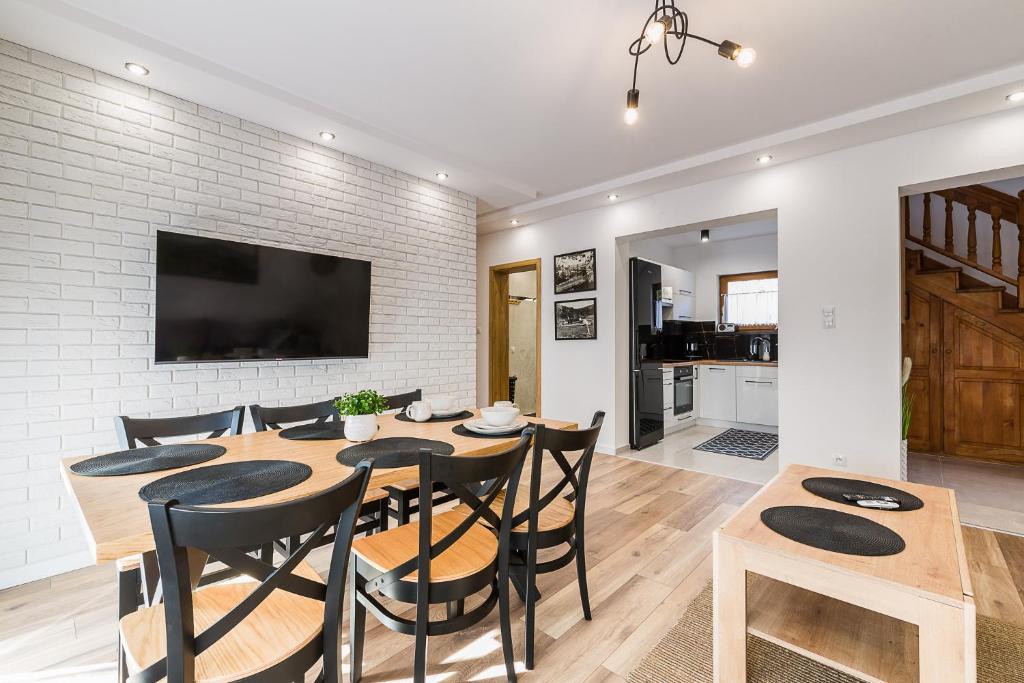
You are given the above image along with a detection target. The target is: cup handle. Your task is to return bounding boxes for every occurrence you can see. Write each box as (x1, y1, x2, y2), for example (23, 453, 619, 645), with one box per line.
(405, 405, 414, 418)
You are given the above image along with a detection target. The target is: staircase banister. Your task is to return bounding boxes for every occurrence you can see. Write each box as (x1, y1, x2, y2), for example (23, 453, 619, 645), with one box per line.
(937, 185, 1019, 225)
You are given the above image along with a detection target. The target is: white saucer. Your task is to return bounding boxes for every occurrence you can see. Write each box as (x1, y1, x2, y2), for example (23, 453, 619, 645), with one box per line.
(464, 418, 527, 435)
(432, 407, 467, 418)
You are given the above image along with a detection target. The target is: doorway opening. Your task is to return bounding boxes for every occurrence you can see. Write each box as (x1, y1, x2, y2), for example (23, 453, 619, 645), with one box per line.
(489, 259, 541, 416)
(900, 169, 1024, 534)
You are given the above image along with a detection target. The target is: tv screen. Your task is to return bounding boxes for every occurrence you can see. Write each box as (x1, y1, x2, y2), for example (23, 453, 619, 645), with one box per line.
(155, 231, 371, 363)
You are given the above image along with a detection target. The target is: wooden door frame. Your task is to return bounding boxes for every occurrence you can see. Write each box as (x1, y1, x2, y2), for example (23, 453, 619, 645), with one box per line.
(489, 258, 542, 415)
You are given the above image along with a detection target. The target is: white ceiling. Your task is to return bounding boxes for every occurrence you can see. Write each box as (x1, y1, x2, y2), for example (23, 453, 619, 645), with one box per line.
(3, 1, 1024, 219)
(633, 216, 777, 252)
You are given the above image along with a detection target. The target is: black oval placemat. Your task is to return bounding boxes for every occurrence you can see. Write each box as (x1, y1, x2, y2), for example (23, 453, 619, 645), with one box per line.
(760, 505, 905, 556)
(452, 423, 532, 439)
(395, 410, 474, 424)
(802, 477, 924, 511)
(70, 443, 226, 477)
(138, 460, 312, 505)
(279, 422, 347, 441)
(337, 437, 455, 469)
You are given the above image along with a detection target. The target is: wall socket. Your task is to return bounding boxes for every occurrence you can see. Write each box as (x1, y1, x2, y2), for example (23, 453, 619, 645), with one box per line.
(832, 454, 847, 468)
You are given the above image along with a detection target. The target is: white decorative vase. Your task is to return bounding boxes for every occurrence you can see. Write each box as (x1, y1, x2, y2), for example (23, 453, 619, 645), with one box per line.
(899, 439, 909, 481)
(344, 414, 378, 442)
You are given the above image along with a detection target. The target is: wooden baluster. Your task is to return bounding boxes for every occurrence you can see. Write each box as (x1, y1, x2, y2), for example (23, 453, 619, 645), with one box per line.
(902, 196, 910, 237)
(967, 198, 978, 262)
(992, 204, 1003, 273)
(1018, 190, 1024, 307)
(922, 192, 932, 244)
(944, 195, 954, 251)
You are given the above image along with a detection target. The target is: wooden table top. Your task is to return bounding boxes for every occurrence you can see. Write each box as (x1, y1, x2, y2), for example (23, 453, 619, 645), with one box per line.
(60, 410, 576, 563)
(719, 464, 971, 606)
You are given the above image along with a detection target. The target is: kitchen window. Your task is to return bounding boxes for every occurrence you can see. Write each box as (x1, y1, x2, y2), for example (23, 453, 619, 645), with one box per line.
(719, 270, 778, 330)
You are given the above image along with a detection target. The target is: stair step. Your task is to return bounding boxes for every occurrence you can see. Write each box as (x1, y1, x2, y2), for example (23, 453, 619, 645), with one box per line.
(999, 308, 1024, 314)
(918, 266, 961, 275)
(957, 285, 1004, 294)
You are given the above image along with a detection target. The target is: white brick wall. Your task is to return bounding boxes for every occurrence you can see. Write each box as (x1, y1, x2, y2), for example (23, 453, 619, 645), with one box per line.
(0, 38, 477, 588)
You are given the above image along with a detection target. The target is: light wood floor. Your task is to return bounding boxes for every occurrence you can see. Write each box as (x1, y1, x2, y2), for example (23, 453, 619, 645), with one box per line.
(2, 454, 1024, 682)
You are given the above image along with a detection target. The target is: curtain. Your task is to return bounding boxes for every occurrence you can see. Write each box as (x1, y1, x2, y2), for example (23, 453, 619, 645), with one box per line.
(722, 277, 778, 326)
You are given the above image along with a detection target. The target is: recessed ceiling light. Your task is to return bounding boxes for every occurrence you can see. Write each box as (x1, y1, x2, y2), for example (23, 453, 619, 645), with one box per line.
(756, 154, 773, 165)
(124, 62, 149, 77)
(318, 131, 336, 141)
(435, 172, 448, 181)
(1007, 91, 1024, 103)
(700, 229, 711, 242)
(510, 219, 520, 225)
(607, 193, 619, 200)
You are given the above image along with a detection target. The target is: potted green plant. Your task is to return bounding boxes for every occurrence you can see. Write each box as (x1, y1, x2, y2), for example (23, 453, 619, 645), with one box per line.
(335, 390, 389, 442)
(900, 357, 914, 480)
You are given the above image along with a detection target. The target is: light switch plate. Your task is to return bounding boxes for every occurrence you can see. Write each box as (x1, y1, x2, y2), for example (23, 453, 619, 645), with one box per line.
(822, 305, 836, 329)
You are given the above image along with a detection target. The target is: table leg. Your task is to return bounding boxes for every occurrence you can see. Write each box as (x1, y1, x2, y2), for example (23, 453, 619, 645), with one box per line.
(713, 533, 746, 683)
(919, 599, 975, 683)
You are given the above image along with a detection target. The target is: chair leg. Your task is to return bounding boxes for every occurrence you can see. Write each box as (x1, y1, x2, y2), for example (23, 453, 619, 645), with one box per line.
(445, 599, 464, 619)
(413, 601, 428, 683)
(525, 536, 540, 670)
(397, 493, 411, 526)
(349, 564, 365, 683)
(378, 498, 389, 532)
(509, 568, 528, 602)
(574, 534, 592, 620)
(117, 565, 140, 683)
(498, 576, 518, 682)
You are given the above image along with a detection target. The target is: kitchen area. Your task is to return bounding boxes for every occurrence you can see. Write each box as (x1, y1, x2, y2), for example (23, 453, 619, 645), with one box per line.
(626, 217, 780, 482)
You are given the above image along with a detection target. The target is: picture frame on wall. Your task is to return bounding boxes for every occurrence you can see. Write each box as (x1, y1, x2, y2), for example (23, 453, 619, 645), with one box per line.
(554, 297, 597, 340)
(553, 248, 596, 294)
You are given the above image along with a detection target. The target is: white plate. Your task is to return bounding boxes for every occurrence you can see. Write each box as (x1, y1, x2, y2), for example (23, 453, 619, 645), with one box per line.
(432, 407, 468, 418)
(464, 418, 527, 435)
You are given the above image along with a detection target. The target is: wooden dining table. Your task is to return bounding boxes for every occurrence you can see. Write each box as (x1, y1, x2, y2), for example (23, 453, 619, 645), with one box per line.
(59, 409, 577, 564)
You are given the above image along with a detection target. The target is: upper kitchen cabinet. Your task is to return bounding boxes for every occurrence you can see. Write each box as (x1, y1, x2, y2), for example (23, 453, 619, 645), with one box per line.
(662, 264, 696, 321)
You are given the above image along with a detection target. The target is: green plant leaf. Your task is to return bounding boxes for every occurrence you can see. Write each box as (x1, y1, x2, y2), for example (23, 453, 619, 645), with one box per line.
(335, 389, 389, 416)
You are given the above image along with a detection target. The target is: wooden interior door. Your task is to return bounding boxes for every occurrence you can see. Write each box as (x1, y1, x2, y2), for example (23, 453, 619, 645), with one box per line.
(488, 259, 542, 414)
(902, 287, 943, 453)
(942, 303, 1024, 464)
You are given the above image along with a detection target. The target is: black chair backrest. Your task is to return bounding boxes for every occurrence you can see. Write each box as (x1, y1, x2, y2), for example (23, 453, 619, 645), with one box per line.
(367, 431, 532, 594)
(250, 398, 340, 431)
(141, 461, 373, 683)
(515, 411, 605, 530)
(114, 407, 245, 449)
(383, 389, 422, 412)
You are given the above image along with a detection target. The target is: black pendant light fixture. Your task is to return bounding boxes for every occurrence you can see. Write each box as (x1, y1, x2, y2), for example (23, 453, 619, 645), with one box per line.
(625, 1, 755, 125)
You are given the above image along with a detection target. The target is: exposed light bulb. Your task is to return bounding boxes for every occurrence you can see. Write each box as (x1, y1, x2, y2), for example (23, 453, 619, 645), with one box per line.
(124, 62, 149, 77)
(1007, 91, 1024, 103)
(624, 108, 639, 125)
(735, 47, 757, 68)
(319, 131, 336, 141)
(624, 88, 640, 126)
(435, 171, 448, 181)
(645, 17, 670, 43)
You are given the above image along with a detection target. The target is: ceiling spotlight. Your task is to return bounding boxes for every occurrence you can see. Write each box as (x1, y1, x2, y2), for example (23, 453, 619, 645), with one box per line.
(435, 171, 448, 181)
(510, 219, 520, 225)
(607, 193, 619, 200)
(756, 154, 773, 164)
(700, 229, 710, 243)
(1007, 91, 1024, 103)
(624, 88, 640, 125)
(124, 62, 150, 77)
(318, 131, 336, 141)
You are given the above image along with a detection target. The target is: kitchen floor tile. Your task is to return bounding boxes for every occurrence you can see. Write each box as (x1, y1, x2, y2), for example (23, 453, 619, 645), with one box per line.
(618, 425, 779, 484)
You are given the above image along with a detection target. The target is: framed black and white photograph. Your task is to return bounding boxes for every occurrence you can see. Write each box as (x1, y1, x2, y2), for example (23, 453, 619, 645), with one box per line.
(554, 248, 596, 294)
(554, 298, 597, 340)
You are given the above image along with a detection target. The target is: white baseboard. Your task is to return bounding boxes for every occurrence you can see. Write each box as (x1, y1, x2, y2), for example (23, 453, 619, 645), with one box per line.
(0, 550, 92, 590)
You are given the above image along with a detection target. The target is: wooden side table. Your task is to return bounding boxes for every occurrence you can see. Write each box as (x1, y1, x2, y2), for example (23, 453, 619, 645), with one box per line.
(713, 464, 975, 683)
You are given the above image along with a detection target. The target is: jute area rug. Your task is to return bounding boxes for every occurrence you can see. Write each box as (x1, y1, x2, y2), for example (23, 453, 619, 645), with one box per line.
(628, 582, 1024, 682)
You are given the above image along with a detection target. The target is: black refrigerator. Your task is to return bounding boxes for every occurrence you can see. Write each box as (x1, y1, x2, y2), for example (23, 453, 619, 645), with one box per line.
(629, 257, 664, 449)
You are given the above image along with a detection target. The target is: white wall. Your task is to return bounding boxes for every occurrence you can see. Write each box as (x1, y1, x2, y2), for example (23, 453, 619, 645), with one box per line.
(0, 39, 477, 588)
(477, 105, 1024, 474)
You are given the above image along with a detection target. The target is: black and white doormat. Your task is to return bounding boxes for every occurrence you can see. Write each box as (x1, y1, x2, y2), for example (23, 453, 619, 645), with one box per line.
(694, 428, 778, 460)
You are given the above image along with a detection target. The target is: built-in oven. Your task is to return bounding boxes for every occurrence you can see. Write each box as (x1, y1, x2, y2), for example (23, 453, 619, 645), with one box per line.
(673, 365, 694, 417)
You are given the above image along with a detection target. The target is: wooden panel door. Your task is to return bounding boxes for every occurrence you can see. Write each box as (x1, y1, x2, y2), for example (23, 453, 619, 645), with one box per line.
(902, 288, 943, 453)
(942, 303, 1024, 464)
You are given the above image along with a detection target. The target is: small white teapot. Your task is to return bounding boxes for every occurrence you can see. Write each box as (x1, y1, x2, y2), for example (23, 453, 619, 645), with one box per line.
(405, 400, 433, 423)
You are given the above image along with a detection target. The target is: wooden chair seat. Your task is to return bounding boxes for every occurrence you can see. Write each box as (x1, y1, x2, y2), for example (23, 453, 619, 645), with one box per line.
(119, 561, 324, 682)
(116, 555, 141, 572)
(352, 511, 497, 582)
(386, 478, 418, 492)
(455, 487, 576, 533)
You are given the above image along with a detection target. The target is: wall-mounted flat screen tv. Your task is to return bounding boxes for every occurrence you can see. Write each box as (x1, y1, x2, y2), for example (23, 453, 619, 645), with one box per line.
(155, 231, 371, 363)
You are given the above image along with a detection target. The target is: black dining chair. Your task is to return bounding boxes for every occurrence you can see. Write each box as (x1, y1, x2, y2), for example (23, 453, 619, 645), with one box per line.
(249, 398, 389, 539)
(118, 460, 373, 683)
(380, 388, 458, 525)
(349, 431, 533, 683)
(453, 411, 605, 669)
(114, 406, 246, 449)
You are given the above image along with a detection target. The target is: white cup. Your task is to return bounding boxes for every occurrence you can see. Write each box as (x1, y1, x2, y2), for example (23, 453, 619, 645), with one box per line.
(427, 395, 456, 412)
(405, 401, 433, 423)
(481, 405, 520, 427)
(494, 401, 519, 410)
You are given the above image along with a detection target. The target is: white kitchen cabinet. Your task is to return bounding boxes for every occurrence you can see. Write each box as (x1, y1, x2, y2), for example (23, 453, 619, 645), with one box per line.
(735, 366, 778, 426)
(662, 369, 673, 411)
(670, 292, 695, 320)
(661, 264, 695, 321)
(676, 268, 695, 295)
(700, 365, 736, 421)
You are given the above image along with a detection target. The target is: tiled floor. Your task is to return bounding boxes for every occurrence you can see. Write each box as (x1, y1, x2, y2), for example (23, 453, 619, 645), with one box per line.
(618, 424, 780, 485)
(909, 452, 1024, 536)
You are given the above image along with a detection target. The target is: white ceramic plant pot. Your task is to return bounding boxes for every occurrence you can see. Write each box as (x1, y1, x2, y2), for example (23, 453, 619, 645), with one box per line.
(344, 414, 378, 442)
(900, 439, 909, 481)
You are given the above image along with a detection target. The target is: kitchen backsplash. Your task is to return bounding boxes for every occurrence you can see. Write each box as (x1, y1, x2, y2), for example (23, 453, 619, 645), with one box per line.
(661, 320, 778, 361)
